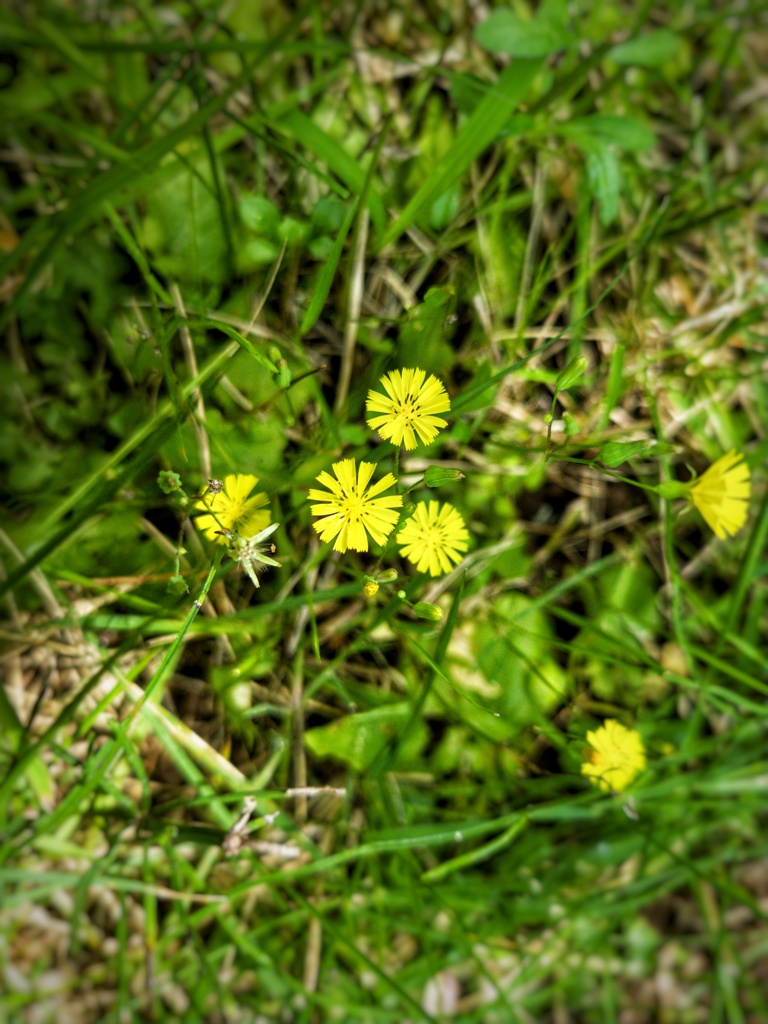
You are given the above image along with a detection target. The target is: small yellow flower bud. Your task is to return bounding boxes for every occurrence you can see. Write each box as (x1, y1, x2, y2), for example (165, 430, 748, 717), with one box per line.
(363, 580, 379, 598)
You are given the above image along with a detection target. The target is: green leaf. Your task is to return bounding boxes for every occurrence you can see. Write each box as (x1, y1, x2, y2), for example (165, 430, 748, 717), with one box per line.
(304, 705, 428, 772)
(0, 688, 53, 805)
(398, 285, 455, 372)
(598, 439, 654, 467)
(278, 110, 385, 234)
(378, 59, 543, 250)
(586, 145, 621, 226)
(555, 356, 588, 391)
(608, 29, 680, 68)
(457, 593, 568, 732)
(239, 195, 280, 236)
(299, 200, 357, 335)
(563, 114, 656, 152)
(475, 9, 571, 57)
(430, 186, 460, 230)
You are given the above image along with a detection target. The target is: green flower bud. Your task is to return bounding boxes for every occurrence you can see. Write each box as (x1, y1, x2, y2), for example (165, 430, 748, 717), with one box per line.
(158, 470, 183, 494)
(273, 358, 291, 389)
(400, 502, 417, 523)
(376, 569, 399, 583)
(555, 356, 588, 391)
(167, 574, 188, 595)
(424, 466, 465, 488)
(413, 602, 444, 622)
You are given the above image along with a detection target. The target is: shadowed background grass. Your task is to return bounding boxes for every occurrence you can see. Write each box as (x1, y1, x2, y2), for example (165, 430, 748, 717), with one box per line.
(1, 1, 767, 1021)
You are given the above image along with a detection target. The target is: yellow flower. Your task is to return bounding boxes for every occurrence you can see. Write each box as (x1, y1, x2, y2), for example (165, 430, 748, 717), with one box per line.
(689, 450, 751, 540)
(366, 367, 450, 450)
(194, 474, 270, 544)
(308, 458, 403, 553)
(396, 500, 469, 576)
(581, 719, 646, 793)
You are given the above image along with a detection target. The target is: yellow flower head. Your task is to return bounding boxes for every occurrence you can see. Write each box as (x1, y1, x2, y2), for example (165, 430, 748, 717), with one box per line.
(308, 458, 403, 553)
(396, 500, 469, 576)
(366, 367, 450, 450)
(194, 474, 270, 544)
(689, 450, 751, 540)
(581, 719, 646, 793)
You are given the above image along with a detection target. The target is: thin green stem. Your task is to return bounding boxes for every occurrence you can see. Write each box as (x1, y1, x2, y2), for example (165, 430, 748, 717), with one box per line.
(553, 455, 660, 492)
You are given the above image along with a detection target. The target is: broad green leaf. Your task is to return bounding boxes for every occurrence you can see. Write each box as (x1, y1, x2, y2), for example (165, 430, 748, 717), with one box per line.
(304, 705, 428, 772)
(378, 59, 543, 250)
(448, 594, 568, 733)
(143, 163, 228, 285)
(239, 195, 280, 236)
(608, 29, 680, 67)
(475, 9, 571, 57)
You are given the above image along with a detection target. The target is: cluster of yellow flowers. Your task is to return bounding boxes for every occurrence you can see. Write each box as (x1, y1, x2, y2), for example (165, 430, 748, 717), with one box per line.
(307, 367, 468, 575)
(189, 364, 756, 797)
(192, 366, 469, 583)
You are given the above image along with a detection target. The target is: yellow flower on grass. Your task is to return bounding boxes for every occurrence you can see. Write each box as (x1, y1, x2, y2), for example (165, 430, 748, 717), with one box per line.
(194, 474, 270, 544)
(581, 719, 646, 793)
(689, 450, 751, 540)
(366, 367, 450, 450)
(396, 500, 469, 576)
(308, 458, 403, 553)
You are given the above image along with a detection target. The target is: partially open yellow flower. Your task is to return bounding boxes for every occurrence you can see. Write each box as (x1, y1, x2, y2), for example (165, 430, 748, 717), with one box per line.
(689, 450, 751, 540)
(396, 500, 469, 576)
(194, 474, 270, 544)
(366, 367, 450, 450)
(581, 719, 646, 793)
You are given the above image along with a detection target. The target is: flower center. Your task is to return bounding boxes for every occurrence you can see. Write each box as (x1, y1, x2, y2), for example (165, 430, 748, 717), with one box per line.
(394, 398, 420, 424)
(343, 489, 365, 522)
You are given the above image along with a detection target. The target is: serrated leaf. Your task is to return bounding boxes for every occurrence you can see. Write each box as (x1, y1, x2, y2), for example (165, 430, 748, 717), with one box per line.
(475, 9, 571, 57)
(608, 29, 680, 68)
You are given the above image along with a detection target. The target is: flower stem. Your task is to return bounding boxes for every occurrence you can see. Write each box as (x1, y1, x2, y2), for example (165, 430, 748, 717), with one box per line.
(546, 391, 558, 450)
(553, 455, 660, 492)
(125, 548, 225, 723)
